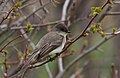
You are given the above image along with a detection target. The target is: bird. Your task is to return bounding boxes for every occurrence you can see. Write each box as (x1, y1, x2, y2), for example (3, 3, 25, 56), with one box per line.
(9, 23, 70, 77)
(27, 23, 70, 64)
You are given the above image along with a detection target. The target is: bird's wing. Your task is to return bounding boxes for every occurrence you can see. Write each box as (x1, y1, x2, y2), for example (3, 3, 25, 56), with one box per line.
(39, 37, 63, 57)
(22, 32, 63, 69)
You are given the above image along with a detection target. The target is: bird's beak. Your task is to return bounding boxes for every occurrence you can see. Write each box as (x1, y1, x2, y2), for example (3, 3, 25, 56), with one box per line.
(66, 27, 70, 33)
(67, 30, 71, 33)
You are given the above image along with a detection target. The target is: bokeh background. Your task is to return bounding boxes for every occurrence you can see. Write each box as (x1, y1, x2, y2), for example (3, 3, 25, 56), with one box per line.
(0, 0, 120, 78)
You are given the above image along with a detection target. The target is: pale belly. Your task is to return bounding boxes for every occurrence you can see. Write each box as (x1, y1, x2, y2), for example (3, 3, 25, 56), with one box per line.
(49, 36, 66, 55)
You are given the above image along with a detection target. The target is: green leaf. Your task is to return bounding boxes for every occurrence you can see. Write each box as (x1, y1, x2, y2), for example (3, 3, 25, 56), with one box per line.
(112, 28, 116, 33)
(90, 25, 97, 33)
(96, 23, 101, 29)
(101, 32, 106, 38)
(96, 7, 102, 13)
(16, 13, 21, 17)
(15, 1, 22, 8)
(91, 7, 102, 16)
(26, 23, 34, 32)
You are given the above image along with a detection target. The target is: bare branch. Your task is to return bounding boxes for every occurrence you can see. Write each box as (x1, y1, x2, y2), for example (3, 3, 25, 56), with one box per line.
(0, 8, 13, 25)
(0, 0, 9, 13)
(45, 64, 53, 78)
(70, 61, 88, 78)
(10, 20, 66, 30)
(106, 12, 120, 15)
(39, 0, 49, 14)
(21, 0, 38, 9)
(61, 0, 71, 21)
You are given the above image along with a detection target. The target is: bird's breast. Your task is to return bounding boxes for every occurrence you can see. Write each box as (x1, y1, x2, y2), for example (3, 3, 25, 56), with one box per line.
(49, 35, 66, 55)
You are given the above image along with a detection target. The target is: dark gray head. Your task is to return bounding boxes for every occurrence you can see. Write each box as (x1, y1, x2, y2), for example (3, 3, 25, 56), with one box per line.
(52, 23, 70, 33)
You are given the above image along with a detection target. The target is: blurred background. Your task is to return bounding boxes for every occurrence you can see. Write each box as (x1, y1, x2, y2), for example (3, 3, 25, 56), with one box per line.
(0, 0, 120, 78)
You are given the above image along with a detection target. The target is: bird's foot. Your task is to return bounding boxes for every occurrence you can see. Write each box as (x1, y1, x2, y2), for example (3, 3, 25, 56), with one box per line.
(66, 39, 73, 44)
(45, 55, 53, 62)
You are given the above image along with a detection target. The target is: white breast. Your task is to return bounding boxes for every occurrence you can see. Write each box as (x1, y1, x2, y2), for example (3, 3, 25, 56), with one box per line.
(49, 33, 67, 55)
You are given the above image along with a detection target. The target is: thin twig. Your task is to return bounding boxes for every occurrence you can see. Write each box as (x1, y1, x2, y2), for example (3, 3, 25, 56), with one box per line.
(21, 1, 50, 24)
(0, 0, 4, 5)
(21, 0, 38, 9)
(70, 61, 88, 78)
(45, 64, 53, 78)
(39, 0, 48, 14)
(0, 32, 29, 53)
(97, 4, 112, 22)
(20, 29, 36, 49)
(0, 36, 22, 53)
(58, 58, 64, 72)
(61, 0, 71, 21)
(0, 61, 19, 65)
(0, 0, 9, 13)
(0, 8, 13, 25)
(10, 20, 66, 30)
(3, 51, 8, 78)
(0, 31, 15, 46)
(113, 1, 120, 4)
(106, 12, 120, 15)
(0, 1, 51, 35)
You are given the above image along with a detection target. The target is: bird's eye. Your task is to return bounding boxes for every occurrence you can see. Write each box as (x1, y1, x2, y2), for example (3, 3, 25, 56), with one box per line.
(60, 28, 65, 31)
(60, 27, 68, 33)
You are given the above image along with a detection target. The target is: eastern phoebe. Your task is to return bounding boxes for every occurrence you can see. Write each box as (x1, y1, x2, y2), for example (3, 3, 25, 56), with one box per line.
(27, 23, 70, 63)
(32, 23, 70, 62)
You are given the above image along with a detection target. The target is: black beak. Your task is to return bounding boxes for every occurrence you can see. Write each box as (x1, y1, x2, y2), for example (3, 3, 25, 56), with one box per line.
(67, 30, 71, 33)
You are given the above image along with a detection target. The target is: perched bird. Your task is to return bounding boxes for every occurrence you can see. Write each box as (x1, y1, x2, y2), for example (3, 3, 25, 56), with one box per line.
(27, 23, 70, 64)
(9, 23, 70, 77)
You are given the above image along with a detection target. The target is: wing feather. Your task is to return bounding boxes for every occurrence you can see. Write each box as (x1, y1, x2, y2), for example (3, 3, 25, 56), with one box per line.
(23, 32, 63, 69)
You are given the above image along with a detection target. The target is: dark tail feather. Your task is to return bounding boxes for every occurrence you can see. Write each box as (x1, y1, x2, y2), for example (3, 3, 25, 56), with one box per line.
(8, 60, 24, 77)
(21, 51, 40, 69)
(8, 51, 39, 78)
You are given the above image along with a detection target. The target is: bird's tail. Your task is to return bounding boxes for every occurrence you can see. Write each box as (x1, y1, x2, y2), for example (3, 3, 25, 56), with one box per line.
(22, 51, 40, 69)
(8, 50, 40, 78)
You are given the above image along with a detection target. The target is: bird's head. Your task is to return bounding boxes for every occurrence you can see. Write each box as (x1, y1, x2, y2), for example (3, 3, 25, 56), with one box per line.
(53, 23, 70, 35)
